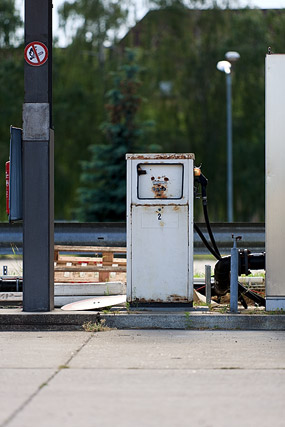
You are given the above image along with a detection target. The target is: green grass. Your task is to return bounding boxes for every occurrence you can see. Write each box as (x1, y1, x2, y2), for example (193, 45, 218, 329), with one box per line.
(82, 319, 112, 332)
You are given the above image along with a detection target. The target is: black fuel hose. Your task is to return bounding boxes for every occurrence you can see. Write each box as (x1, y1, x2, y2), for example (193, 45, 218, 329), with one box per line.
(203, 203, 221, 259)
(238, 282, 265, 307)
(194, 223, 221, 260)
(195, 171, 221, 260)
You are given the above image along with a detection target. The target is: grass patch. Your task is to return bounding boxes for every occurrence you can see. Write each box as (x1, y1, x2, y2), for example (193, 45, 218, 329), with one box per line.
(185, 312, 192, 329)
(266, 309, 285, 315)
(82, 319, 112, 332)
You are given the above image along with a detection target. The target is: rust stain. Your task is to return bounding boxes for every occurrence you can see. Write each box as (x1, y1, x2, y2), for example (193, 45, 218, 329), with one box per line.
(126, 153, 195, 160)
(151, 176, 169, 198)
(133, 296, 189, 303)
(132, 203, 188, 207)
(133, 298, 163, 303)
(173, 205, 180, 211)
(168, 294, 189, 302)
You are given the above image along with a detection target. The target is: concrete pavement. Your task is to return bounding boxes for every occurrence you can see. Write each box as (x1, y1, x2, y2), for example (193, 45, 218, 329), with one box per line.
(0, 329, 284, 427)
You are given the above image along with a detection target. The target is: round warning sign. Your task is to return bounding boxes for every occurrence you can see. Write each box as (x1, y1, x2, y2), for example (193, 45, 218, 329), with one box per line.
(24, 42, 48, 66)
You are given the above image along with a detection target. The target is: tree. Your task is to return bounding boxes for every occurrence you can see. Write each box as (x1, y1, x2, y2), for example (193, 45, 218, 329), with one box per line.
(122, 4, 285, 221)
(52, 0, 128, 219)
(76, 49, 154, 221)
(0, 0, 22, 48)
(58, 0, 127, 56)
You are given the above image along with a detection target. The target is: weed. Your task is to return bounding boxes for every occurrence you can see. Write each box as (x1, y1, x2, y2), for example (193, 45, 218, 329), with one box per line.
(39, 382, 48, 389)
(125, 301, 131, 312)
(8, 244, 23, 276)
(266, 308, 285, 315)
(244, 308, 265, 315)
(213, 305, 229, 314)
(193, 301, 210, 307)
(193, 272, 205, 278)
(185, 311, 192, 329)
(82, 319, 111, 332)
(240, 272, 265, 278)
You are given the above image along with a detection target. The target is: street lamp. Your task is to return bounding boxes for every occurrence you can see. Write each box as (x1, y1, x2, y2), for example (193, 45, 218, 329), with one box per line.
(217, 51, 240, 223)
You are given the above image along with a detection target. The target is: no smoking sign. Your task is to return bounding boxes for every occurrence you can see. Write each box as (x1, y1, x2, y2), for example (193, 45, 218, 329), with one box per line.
(24, 41, 48, 66)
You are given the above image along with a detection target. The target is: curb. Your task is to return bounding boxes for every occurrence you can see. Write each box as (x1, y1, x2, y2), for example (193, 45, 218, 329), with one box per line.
(0, 309, 284, 331)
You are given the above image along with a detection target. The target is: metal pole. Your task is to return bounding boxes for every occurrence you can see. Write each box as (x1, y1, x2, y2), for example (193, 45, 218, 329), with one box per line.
(205, 265, 211, 305)
(226, 72, 233, 223)
(22, 0, 54, 311)
(230, 235, 241, 313)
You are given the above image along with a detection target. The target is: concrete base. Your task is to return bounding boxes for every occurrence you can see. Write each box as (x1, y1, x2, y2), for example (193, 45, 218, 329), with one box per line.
(0, 308, 285, 331)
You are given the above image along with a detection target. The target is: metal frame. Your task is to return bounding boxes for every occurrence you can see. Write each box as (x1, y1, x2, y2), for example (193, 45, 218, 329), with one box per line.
(23, 0, 54, 311)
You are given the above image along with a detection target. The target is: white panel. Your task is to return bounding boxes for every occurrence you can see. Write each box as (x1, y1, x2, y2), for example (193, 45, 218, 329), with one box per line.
(266, 55, 285, 298)
(131, 205, 189, 302)
(266, 298, 285, 311)
(137, 163, 183, 199)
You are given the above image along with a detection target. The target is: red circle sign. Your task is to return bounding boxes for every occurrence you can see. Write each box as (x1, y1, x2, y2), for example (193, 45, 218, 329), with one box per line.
(24, 42, 48, 66)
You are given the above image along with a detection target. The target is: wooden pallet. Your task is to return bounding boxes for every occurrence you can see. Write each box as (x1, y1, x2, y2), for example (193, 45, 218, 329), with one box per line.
(54, 245, 127, 283)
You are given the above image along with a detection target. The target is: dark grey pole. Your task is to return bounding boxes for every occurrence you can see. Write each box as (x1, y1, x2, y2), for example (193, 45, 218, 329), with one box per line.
(226, 72, 233, 223)
(22, 0, 54, 311)
(230, 235, 241, 313)
(205, 265, 211, 305)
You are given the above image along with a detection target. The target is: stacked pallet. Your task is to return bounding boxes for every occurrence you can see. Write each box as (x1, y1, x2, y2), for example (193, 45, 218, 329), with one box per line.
(54, 245, 127, 283)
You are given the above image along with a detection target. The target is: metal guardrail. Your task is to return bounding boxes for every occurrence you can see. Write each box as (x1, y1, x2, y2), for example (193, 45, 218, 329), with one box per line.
(0, 222, 265, 255)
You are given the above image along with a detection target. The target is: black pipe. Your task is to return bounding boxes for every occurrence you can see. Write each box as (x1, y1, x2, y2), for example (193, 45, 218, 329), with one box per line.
(194, 170, 221, 259)
(214, 251, 266, 301)
(0, 278, 23, 292)
(194, 223, 221, 260)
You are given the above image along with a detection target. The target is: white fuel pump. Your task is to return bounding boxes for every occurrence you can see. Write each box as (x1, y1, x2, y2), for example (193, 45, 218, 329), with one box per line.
(126, 153, 195, 307)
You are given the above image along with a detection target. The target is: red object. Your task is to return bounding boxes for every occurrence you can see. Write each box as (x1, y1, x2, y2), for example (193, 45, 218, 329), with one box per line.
(5, 161, 10, 215)
(24, 41, 48, 67)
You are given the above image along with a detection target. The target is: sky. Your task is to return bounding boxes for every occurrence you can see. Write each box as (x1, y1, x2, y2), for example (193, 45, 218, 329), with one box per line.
(16, 0, 285, 47)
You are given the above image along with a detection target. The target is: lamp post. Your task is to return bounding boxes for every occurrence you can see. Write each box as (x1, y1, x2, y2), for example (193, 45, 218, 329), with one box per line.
(217, 51, 240, 223)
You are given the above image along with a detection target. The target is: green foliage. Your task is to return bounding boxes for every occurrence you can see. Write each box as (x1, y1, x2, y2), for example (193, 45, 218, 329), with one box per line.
(76, 49, 153, 221)
(53, 0, 128, 219)
(58, 0, 127, 49)
(0, 0, 22, 47)
(1, 1, 285, 222)
(124, 5, 285, 221)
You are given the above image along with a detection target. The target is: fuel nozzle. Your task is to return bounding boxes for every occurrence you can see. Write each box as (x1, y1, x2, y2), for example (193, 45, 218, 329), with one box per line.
(194, 166, 208, 204)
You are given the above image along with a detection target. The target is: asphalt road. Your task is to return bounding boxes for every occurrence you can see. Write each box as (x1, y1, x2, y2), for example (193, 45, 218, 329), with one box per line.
(0, 330, 284, 427)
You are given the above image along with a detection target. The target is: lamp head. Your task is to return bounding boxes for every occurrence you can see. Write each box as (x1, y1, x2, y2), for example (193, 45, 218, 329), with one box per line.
(225, 51, 240, 63)
(217, 60, 231, 74)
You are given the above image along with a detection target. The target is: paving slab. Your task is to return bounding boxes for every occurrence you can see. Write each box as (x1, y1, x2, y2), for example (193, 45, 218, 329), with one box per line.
(1, 330, 284, 427)
(6, 369, 285, 427)
(0, 331, 91, 368)
(0, 369, 54, 426)
(69, 330, 285, 370)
